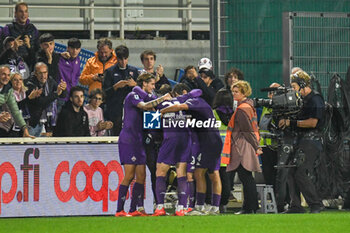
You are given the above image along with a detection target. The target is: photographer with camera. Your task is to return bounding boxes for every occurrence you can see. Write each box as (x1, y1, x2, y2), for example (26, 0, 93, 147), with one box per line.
(279, 70, 325, 214)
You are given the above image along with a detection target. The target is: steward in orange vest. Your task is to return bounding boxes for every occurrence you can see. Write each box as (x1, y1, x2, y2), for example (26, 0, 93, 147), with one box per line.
(221, 102, 260, 165)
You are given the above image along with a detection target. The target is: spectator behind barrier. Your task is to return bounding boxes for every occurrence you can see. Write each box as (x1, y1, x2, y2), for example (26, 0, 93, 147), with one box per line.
(25, 62, 67, 137)
(36, 33, 63, 83)
(102, 45, 138, 136)
(57, 38, 82, 112)
(79, 38, 117, 93)
(9, 72, 41, 137)
(0, 65, 32, 138)
(0, 36, 31, 79)
(157, 84, 172, 96)
(0, 2, 39, 70)
(179, 65, 199, 90)
(84, 88, 113, 136)
(224, 68, 244, 89)
(140, 50, 170, 90)
(180, 59, 224, 107)
(197, 58, 224, 106)
(54, 86, 90, 137)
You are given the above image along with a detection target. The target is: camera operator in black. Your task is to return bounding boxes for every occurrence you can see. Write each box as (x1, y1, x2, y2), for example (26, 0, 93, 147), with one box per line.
(259, 82, 290, 213)
(279, 70, 325, 214)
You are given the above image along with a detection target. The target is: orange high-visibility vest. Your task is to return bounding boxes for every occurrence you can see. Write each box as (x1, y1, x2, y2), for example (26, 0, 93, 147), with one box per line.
(221, 102, 260, 164)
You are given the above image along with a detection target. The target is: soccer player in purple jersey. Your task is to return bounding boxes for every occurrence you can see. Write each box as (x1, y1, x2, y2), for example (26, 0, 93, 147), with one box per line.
(115, 73, 171, 217)
(160, 84, 223, 215)
(152, 86, 202, 216)
(187, 128, 200, 211)
(172, 84, 201, 212)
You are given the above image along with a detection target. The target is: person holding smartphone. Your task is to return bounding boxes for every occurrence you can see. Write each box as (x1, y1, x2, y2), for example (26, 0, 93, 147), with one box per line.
(102, 45, 139, 136)
(80, 38, 117, 93)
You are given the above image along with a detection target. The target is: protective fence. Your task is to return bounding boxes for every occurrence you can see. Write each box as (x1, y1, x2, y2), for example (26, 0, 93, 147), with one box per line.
(215, 0, 350, 200)
(284, 12, 350, 97)
(215, 0, 350, 97)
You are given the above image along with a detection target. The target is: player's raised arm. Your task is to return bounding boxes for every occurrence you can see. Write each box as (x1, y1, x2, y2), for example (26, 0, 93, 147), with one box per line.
(137, 93, 171, 111)
(160, 103, 189, 114)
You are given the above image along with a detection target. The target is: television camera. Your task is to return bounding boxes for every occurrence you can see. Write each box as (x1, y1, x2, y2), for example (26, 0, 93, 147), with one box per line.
(255, 86, 304, 169)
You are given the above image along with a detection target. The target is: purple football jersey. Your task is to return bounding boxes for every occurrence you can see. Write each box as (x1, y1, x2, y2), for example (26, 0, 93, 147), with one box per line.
(119, 91, 144, 144)
(157, 95, 192, 165)
(182, 97, 223, 171)
(183, 97, 220, 132)
(176, 89, 203, 103)
(157, 97, 190, 138)
(187, 130, 200, 173)
(157, 89, 202, 138)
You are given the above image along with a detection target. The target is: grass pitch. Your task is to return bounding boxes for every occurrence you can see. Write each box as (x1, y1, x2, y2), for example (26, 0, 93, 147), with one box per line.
(1, 211, 349, 233)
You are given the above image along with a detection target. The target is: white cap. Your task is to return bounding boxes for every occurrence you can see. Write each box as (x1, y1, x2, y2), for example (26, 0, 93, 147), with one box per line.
(198, 57, 212, 70)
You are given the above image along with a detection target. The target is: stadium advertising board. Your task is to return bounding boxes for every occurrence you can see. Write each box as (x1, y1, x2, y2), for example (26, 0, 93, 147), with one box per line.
(0, 143, 153, 217)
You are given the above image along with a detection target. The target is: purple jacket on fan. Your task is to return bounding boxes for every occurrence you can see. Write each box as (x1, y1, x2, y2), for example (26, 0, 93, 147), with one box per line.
(58, 56, 81, 102)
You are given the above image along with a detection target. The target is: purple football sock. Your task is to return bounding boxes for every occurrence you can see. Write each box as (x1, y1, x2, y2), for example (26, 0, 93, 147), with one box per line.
(130, 182, 143, 212)
(212, 193, 221, 207)
(137, 183, 145, 208)
(156, 176, 166, 205)
(177, 176, 188, 207)
(116, 184, 129, 212)
(196, 192, 206, 206)
(187, 181, 195, 208)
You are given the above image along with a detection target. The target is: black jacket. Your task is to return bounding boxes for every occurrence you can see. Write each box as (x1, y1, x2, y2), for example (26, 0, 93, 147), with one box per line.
(1, 20, 39, 70)
(102, 64, 139, 121)
(155, 74, 170, 90)
(36, 50, 61, 83)
(180, 76, 224, 106)
(54, 103, 90, 137)
(24, 75, 66, 127)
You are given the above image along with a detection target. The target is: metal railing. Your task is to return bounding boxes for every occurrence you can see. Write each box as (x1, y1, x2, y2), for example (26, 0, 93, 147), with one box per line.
(0, 0, 209, 40)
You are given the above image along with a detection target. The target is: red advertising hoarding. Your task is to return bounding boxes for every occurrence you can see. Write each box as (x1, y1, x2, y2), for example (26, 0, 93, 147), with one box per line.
(0, 143, 153, 217)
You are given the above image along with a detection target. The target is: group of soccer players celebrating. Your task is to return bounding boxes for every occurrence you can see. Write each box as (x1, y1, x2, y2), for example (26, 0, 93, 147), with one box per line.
(115, 73, 223, 217)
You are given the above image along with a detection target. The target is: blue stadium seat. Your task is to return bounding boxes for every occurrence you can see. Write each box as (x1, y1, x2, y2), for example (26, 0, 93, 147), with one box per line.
(168, 79, 178, 88)
(55, 43, 95, 73)
(174, 68, 184, 82)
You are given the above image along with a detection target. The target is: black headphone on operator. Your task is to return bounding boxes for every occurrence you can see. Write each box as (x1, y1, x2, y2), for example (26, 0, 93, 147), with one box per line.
(292, 73, 307, 88)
